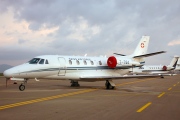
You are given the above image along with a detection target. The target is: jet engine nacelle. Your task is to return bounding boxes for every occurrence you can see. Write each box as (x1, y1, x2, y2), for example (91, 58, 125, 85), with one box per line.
(162, 65, 167, 71)
(107, 56, 142, 68)
(107, 56, 117, 68)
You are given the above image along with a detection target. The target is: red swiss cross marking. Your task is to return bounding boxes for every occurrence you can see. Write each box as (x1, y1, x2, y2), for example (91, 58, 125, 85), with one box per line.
(141, 43, 144, 48)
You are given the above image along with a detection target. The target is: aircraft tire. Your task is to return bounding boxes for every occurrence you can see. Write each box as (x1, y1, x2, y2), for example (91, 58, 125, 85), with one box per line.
(19, 84, 25, 91)
(105, 81, 115, 89)
(105, 81, 110, 89)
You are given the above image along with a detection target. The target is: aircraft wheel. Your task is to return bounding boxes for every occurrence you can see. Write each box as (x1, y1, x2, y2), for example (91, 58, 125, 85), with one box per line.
(111, 86, 115, 89)
(70, 80, 80, 87)
(19, 84, 25, 91)
(105, 81, 115, 89)
(105, 81, 110, 89)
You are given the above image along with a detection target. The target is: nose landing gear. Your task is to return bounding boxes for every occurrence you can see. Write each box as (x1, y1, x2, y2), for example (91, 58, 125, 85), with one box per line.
(19, 79, 27, 91)
(5, 78, 28, 91)
(19, 84, 25, 91)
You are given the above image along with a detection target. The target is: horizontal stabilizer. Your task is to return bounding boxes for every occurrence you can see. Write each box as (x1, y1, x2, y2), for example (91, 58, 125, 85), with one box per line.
(133, 51, 166, 58)
(113, 53, 126, 56)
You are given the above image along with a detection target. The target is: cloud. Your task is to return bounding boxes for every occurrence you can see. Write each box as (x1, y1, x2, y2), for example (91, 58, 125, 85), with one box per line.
(18, 39, 27, 44)
(0, 0, 180, 66)
(168, 40, 180, 46)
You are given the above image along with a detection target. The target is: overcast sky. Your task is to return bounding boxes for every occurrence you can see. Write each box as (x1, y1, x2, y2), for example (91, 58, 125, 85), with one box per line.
(0, 0, 180, 66)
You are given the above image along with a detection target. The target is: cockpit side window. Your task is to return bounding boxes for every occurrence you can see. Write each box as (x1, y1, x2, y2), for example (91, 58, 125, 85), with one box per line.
(45, 60, 49, 64)
(39, 59, 45, 64)
(29, 58, 40, 64)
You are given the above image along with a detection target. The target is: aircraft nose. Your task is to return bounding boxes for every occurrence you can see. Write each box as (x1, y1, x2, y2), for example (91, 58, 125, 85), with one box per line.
(3, 69, 13, 78)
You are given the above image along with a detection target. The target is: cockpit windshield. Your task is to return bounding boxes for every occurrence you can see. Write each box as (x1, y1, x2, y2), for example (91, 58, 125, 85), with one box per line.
(28, 58, 49, 64)
(29, 58, 41, 64)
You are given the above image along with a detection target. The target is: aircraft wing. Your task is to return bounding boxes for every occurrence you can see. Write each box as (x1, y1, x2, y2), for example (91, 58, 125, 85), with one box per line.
(80, 74, 164, 81)
(133, 51, 166, 58)
(158, 73, 177, 76)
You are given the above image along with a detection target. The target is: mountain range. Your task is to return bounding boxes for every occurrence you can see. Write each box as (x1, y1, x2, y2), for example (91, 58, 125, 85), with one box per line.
(0, 64, 13, 73)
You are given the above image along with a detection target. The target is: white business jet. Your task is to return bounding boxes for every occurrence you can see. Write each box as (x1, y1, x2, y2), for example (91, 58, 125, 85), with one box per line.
(3, 36, 166, 91)
(130, 56, 179, 76)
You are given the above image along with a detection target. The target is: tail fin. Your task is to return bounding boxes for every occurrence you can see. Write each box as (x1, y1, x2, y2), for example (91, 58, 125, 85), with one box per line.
(168, 56, 179, 68)
(132, 36, 150, 56)
(175, 58, 180, 70)
(126, 36, 165, 61)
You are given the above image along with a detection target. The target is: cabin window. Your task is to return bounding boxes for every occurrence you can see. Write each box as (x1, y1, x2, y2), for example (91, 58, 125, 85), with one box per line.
(84, 60, 87, 65)
(76, 60, 80, 65)
(29, 58, 40, 64)
(91, 61, 94, 65)
(45, 60, 49, 64)
(99, 61, 102, 65)
(39, 59, 45, 64)
(69, 60, 72, 65)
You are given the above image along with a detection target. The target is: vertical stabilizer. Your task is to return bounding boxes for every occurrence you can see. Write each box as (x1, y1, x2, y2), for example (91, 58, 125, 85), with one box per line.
(168, 56, 179, 68)
(175, 58, 180, 70)
(132, 36, 150, 56)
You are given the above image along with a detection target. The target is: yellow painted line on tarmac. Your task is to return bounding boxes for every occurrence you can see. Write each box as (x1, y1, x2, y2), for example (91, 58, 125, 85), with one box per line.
(168, 87, 172, 91)
(158, 92, 165, 98)
(0, 89, 97, 110)
(173, 84, 176, 87)
(0, 78, 157, 111)
(136, 102, 152, 112)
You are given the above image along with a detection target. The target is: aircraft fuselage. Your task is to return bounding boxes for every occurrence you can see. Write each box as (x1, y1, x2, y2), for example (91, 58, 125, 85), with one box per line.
(4, 55, 135, 81)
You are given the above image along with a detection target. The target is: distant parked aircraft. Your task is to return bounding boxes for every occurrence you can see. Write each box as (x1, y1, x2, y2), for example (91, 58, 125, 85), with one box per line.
(130, 56, 179, 76)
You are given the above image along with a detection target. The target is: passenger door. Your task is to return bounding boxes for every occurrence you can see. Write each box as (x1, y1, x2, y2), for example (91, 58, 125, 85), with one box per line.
(58, 57, 66, 76)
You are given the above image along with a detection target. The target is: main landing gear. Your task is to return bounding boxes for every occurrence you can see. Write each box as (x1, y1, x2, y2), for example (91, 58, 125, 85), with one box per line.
(105, 80, 115, 89)
(70, 80, 80, 87)
(161, 75, 164, 78)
